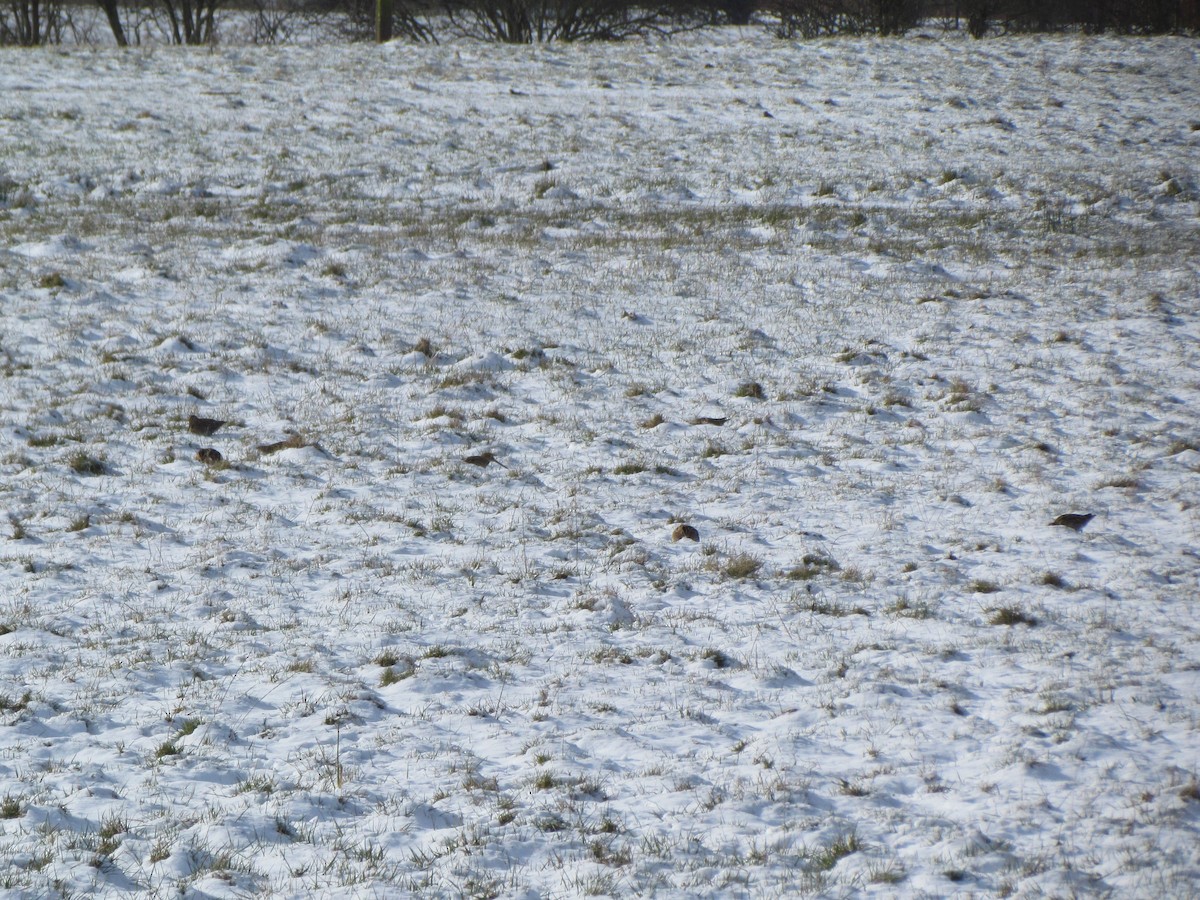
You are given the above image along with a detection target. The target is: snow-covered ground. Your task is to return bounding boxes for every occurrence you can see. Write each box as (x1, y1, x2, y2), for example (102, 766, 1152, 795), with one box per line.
(1, 27, 1198, 897)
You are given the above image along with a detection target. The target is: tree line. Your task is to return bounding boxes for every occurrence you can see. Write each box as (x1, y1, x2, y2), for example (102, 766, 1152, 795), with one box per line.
(2, 0, 1196, 45)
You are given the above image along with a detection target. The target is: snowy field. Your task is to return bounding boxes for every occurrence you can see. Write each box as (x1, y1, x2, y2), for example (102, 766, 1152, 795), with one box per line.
(1, 27, 1199, 898)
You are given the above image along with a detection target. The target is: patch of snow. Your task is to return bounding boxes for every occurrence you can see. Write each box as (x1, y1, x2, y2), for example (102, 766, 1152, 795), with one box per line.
(0, 28, 1196, 900)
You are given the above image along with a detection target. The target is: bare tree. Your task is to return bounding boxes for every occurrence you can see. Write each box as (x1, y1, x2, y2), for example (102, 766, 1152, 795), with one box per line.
(158, 0, 221, 43)
(1, 0, 67, 43)
(93, 0, 130, 44)
(446, 0, 672, 41)
(248, 0, 299, 41)
(301, 0, 435, 42)
(670, 0, 760, 25)
(953, 0, 1196, 35)
(721, 0, 757, 23)
(773, 0, 866, 36)
(773, 0, 920, 35)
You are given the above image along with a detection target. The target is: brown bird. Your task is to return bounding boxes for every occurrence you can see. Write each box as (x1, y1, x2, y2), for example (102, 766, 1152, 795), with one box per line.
(1050, 513, 1094, 532)
(672, 523, 700, 542)
(257, 434, 307, 455)
(689, 416, 728, 427)
(189, 415, 227, 437)
(196, 447, 223, 465)
(464, 452, 507, 469)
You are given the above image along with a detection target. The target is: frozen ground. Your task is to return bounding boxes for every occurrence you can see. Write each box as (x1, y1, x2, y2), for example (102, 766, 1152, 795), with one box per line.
(0, 27, 1198, 898)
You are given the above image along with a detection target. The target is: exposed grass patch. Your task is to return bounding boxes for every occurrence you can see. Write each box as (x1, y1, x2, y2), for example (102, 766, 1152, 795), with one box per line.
(810, 831, 862, 871)
(721, 552, 762, 579)
(868, 862, 907, 884)
(1040, 571, 1068, 588)
(0, 691, 31, 711)
(380, 666, 411, 686)
(887, 598, 935, 619)
(786, 552, 841, 580)
(612, 461, 647, 475)
(155, 740, 180, 760)
(236, 774, 276, 795)
(988, 605, 1038, 627)
(67, 451, 107, 476)
(95, 813, 128, 859)
(699, 647, 734, 669)
(800, 596, 869, 617)
(837, 777, 870, 797)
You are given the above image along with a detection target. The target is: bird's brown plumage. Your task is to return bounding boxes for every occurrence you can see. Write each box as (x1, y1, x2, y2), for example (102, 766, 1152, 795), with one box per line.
(1050, 513, 1094, 532)
(464, 452, 506, 469)
(189, 415, 227, 437)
